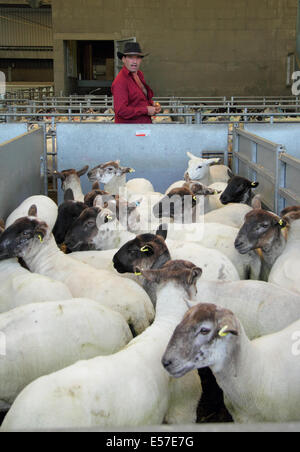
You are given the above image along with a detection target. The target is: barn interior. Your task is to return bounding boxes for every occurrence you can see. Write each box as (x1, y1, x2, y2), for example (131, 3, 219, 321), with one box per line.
(0, 0, 300, 434)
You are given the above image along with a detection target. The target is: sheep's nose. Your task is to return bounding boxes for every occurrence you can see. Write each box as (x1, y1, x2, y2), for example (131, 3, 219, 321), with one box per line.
(234, 237, 243, 249)
(220, 194, 229, 204)
(162, 357, 173, 369)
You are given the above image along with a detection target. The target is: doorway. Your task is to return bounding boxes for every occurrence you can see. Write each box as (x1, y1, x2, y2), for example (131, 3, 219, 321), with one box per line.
(76, 40, 114, 95)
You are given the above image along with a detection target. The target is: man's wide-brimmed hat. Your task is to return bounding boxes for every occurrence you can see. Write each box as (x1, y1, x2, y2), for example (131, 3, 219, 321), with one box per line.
(117, 42, 149, 60)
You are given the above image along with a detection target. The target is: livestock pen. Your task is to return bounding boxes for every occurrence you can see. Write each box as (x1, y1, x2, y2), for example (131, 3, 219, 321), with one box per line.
(1, 97, 300, 432)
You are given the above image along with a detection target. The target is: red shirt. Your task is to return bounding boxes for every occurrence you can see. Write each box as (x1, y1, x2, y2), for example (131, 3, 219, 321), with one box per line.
(111, 66, 154, 123)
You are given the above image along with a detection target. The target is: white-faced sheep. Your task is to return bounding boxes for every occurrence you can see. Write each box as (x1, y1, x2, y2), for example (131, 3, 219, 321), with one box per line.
(165, 152, 231, 193)
(52, 166, 89, 203)
(163, 303, 300, 423)
(1, 260, 202, 431)
(87, 160, 154, 196)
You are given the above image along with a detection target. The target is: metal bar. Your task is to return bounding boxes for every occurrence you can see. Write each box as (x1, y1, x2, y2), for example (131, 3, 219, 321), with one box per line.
(231, 150, 276, 183)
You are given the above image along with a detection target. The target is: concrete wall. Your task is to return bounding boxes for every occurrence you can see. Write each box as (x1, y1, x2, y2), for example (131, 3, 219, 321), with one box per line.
(51, 0, 298, 97)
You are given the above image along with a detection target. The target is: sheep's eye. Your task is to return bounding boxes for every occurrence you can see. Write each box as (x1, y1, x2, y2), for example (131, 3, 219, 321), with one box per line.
(85, 220, 95, 228)
(22, 230, 31, 237)
(197, 166, 202, 169)
(198, 327, 210, 336)
(260, 223, 269, 229)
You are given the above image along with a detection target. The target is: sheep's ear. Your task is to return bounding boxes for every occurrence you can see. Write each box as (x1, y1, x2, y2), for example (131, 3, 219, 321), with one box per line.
(187, 267, 202, 285)
(227, 168, 233, 178)
(277, 218, 288, 229)
(121, 167, 135, 175)
(206, 158, 220, 166)
(0, 219, 5, 234)
(156, 224, 168, 240)
(140, 243, 155, 255)
(28, 205, 37, 217)
(218, 324, 238, 337)
(77, 165, 89, 177)
(280, 206, 300, 217)
(184, 172, 191, 183)
(53, 170, 65, 181)
(281, 210, 300, 224)
(251, 195, 262, 210)
(217, 312, 239, 337)
(64, 188, 74, 202)
(184, 298, 197, 309)
(187, 151, 197, 159)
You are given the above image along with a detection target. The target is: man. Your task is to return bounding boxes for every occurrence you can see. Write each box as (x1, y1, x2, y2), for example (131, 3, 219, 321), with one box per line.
(111, 42, 161, 123)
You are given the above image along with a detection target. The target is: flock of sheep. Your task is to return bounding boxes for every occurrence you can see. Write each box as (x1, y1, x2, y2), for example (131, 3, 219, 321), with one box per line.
(0, 151, 300, 430)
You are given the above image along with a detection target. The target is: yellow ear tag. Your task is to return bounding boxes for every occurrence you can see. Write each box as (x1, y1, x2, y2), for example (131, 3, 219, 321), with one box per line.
(219, 325, 229, 337)
(251, 182, 257, 187)
(38, 234, 43, 243)
(129, 168, 135, 173)
(134, 271, 142, 276)
(107, 215, 113, 221)
(214, 190, 218, 195)
(278, 219, 287, 231)
(193, 196, 197, 201)
(140, 246, 149, 252)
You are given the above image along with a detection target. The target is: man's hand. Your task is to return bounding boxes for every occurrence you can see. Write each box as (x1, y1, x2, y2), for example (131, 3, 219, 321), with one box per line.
(154, 102, 162, 114)
(147, 106, 157, 116)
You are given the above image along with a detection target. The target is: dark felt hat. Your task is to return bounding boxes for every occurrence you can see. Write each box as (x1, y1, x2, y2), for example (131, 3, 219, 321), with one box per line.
(117, 42, 149, 60)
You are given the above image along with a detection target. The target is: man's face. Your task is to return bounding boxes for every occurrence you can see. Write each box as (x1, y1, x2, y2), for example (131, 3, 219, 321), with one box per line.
(122, 55, 143, 73)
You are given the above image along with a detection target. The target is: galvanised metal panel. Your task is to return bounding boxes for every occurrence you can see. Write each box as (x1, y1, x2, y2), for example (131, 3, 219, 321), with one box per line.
(233, 128, 282, 212)
(278, 153, 300, 210)
(0, 128, 43, 221)
(0, 123, 27, 144)
(56, 123, 229, 204)
(244, 123, 300, 159)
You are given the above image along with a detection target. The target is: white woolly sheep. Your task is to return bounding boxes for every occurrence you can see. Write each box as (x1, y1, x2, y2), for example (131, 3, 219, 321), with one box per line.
(268, 206, 300, 294)
(0, 206, 154, 335)
(189, 279, 300, 339)
(0, 298, 132, 411)
(52, 166, 89, 203)
(0, 258, 72, 313)
(204, 203, 252, 228)
(113, 228, 240, 299)
(165, 223, 261, 280)
(165, 152, 231, 193)
(235, 197, 287, 281)
(163, 303, 300, 423)
(1, 260, 202, 430)
(87, 160, 154, 197)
